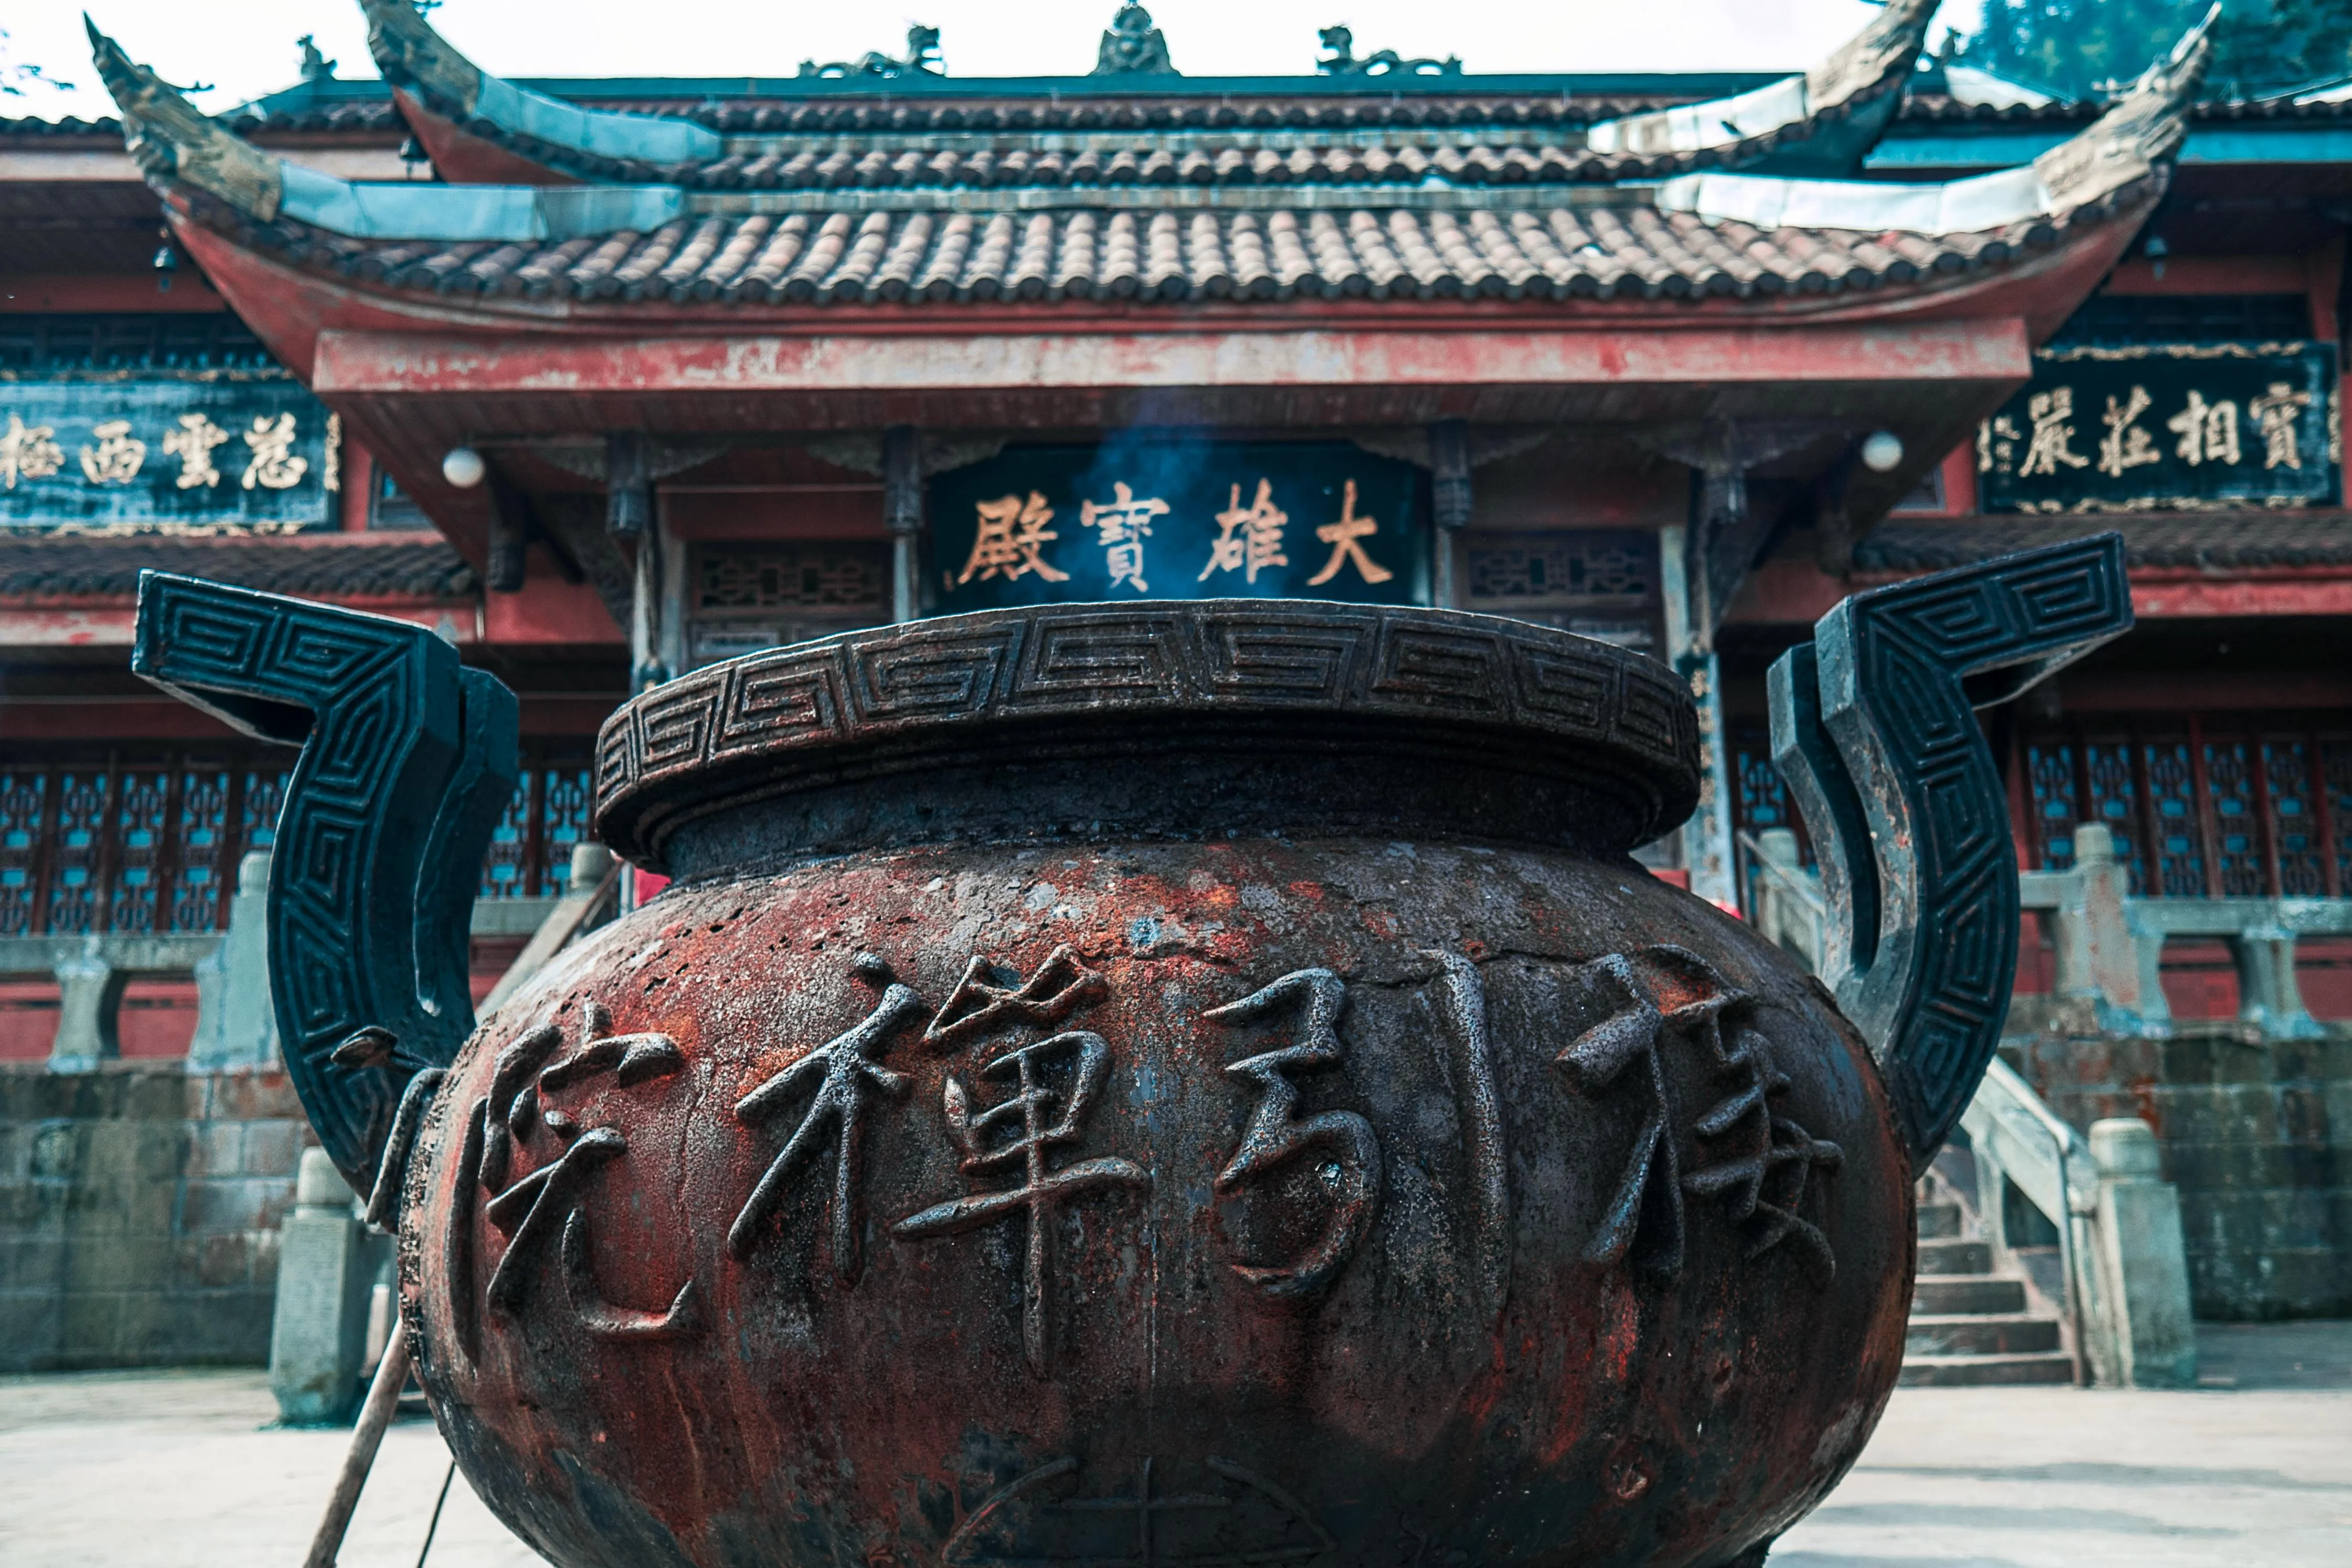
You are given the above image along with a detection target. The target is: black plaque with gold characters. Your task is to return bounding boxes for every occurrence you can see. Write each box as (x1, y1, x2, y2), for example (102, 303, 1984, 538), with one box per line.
(1977, 342, 2338, 513)
(928, 440, 1428, 610)
(0, 380, 337, 531)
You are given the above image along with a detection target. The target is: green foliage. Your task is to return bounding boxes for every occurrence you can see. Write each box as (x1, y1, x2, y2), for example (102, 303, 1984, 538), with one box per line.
(1956, 0, 2352, 99)
(0, 28, 70, 98)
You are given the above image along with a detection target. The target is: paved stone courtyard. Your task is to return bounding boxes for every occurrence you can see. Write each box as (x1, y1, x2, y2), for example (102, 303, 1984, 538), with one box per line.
(2, 1324, 2347, 1566)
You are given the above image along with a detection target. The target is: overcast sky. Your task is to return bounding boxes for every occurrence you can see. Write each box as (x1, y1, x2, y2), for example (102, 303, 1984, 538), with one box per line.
(12, 1, 1985, 121)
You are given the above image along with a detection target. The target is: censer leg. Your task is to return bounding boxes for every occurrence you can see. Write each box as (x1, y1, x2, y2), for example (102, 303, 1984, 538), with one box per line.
(302, 1304, 415, 1568)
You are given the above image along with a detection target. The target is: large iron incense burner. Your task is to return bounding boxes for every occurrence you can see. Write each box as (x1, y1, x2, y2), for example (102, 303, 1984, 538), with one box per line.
(132, 538, 2128, 1568)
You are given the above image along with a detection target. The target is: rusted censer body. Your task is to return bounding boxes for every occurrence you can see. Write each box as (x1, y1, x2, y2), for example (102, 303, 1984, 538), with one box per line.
(400, 604, 1911, 1568)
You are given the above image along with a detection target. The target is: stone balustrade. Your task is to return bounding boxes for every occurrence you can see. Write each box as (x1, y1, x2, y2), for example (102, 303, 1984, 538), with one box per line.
(1741, 825, 2204, 1386)
(0, 850, 562, 1071)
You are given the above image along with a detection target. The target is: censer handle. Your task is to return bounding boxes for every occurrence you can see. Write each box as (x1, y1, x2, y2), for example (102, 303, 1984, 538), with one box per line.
(131, 571, 519, 1194)
(1766, 533, 2132, 1164)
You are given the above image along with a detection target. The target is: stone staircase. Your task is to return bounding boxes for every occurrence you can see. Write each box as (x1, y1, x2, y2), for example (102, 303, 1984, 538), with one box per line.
(1900, 1172, 2076, 1387)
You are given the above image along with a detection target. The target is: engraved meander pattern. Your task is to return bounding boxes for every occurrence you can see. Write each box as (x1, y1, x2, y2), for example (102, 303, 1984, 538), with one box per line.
(590, 603, 1700, 861)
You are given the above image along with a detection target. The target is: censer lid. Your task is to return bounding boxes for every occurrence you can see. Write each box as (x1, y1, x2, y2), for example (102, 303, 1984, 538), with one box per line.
(592, 600, 1700, 871)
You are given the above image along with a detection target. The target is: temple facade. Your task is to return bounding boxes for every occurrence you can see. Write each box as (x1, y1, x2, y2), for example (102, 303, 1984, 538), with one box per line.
(4, 2, 2352, 1360)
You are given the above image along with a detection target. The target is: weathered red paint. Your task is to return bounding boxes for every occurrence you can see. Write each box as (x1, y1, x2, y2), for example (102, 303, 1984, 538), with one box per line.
(0, 273, 225, 312)
(2101, 254, 2312, 296)
(390, 87, 578, 188)
(1728, 558, 2352, 628)
(2130, 574, 2352, 617)
(482, 576, 625, 647)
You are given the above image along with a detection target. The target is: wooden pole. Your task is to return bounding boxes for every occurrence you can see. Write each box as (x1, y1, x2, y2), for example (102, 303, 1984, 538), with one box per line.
(302, 1304, 413, 1568)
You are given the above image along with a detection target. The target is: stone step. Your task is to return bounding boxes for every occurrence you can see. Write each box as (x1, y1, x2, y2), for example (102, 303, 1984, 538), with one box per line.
(1906, 1313, 2063, 1357)
(1911, 1274, 2028, 1315)
(1916, 1238, 1993, 1275)
(1917, 1199, 1964, 1240)
(1899, 1351, 2076, 1388)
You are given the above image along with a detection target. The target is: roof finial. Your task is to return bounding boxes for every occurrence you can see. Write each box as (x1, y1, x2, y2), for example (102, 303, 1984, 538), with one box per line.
(1315, 24, 1460, 78)
(798, 23, 943, 80)
(297, 35, 336, 83)
(1093, 3, 1176, 77)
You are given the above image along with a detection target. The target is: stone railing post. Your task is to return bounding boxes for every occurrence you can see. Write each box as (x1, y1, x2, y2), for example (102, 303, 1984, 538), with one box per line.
(2231, 921, 2320, 1039)
(2087, 1118, 2198, 1388)
(48, 936, 123, 1071)
(2071, 824, 2149, 1030)
(190, 850, 280, 1069)
(270, 1147, 386, 1425)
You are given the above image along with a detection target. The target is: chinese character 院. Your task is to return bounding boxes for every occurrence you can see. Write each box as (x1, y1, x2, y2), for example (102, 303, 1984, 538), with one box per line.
(2168, 390, 2241, 467)
(1082, 481, 1169, 595)
(959, 492, 1070, 586)
(2095, 386, 2162, 479)
(1304, 479, 1395, 587)
(2017, 389, 2090, 478)
(0, 414, 64, 489)
(2250, 382, 2314, 472)
(241, 413, 308, 490)
(162, 414, 231, 489)
(1199, 478, 1291, 585)
(80, 420, 146, 485)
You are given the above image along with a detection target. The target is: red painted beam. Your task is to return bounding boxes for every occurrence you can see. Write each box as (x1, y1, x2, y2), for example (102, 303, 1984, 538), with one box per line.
(0, 274, 225, 310)
(484, 577, 625, 646)
(311, 319, 2036, 398)
(390, 88, 578, 188)
(2102, 256, 2311, 296)
(1730, 558, 2352, 627)
(0, 597, 476, 649)
(2130, 575, 2352, 617)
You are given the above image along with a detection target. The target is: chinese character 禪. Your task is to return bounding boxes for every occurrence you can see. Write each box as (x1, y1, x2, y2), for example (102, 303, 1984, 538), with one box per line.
(1199, 478, 1291, 585)
(241, 413, 309, 490)
(2095, 385, 2162, 478)
(162, 413, 231, 489)
(1082, 481, 1168, 595)
(2017, 389, 2090, 478)
(959, 492, 1071, 586)
(1304, 479, 1395, 587)
(0, 414, 64, 489)
(2167, 390, 2241, 467)
(894, 1029, 1151, 1377)
(2250, 382, 2314, 472)
(80, 420, 146, 485)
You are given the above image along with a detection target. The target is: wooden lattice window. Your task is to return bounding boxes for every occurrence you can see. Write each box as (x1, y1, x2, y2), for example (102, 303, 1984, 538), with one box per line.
(2016, 717, 2352, 899)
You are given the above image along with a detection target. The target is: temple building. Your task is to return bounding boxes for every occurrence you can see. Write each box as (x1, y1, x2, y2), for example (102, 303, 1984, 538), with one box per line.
(4, 1, 2352, 1363)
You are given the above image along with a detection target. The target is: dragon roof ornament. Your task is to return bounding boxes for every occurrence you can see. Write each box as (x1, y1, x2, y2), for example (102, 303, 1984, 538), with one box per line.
(1584, 0, 1934, 161)
(360, 0, 720, 167)
(354, 0, 1928, 188)
(1659, 6, 2212, 233)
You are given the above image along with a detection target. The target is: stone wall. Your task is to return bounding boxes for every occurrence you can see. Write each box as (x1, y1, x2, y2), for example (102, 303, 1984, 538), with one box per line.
(2004, 1025, 2352, 1320)
(0, 1063, 311, 1373)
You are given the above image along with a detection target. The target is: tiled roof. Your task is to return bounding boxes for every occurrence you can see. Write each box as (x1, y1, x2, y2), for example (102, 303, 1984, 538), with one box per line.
(1857, 515, 2352, 572)
(191, 184, 2143, 307)
(363, 0, 1930, 190)
(1896, 92, 2352, 126)
(0, 113, 124, 138)
(232, 99, 406, 134)
(643, 95, 1700, 133)
(0, 536, 475, 599)
(672, 138, 1803, 193)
